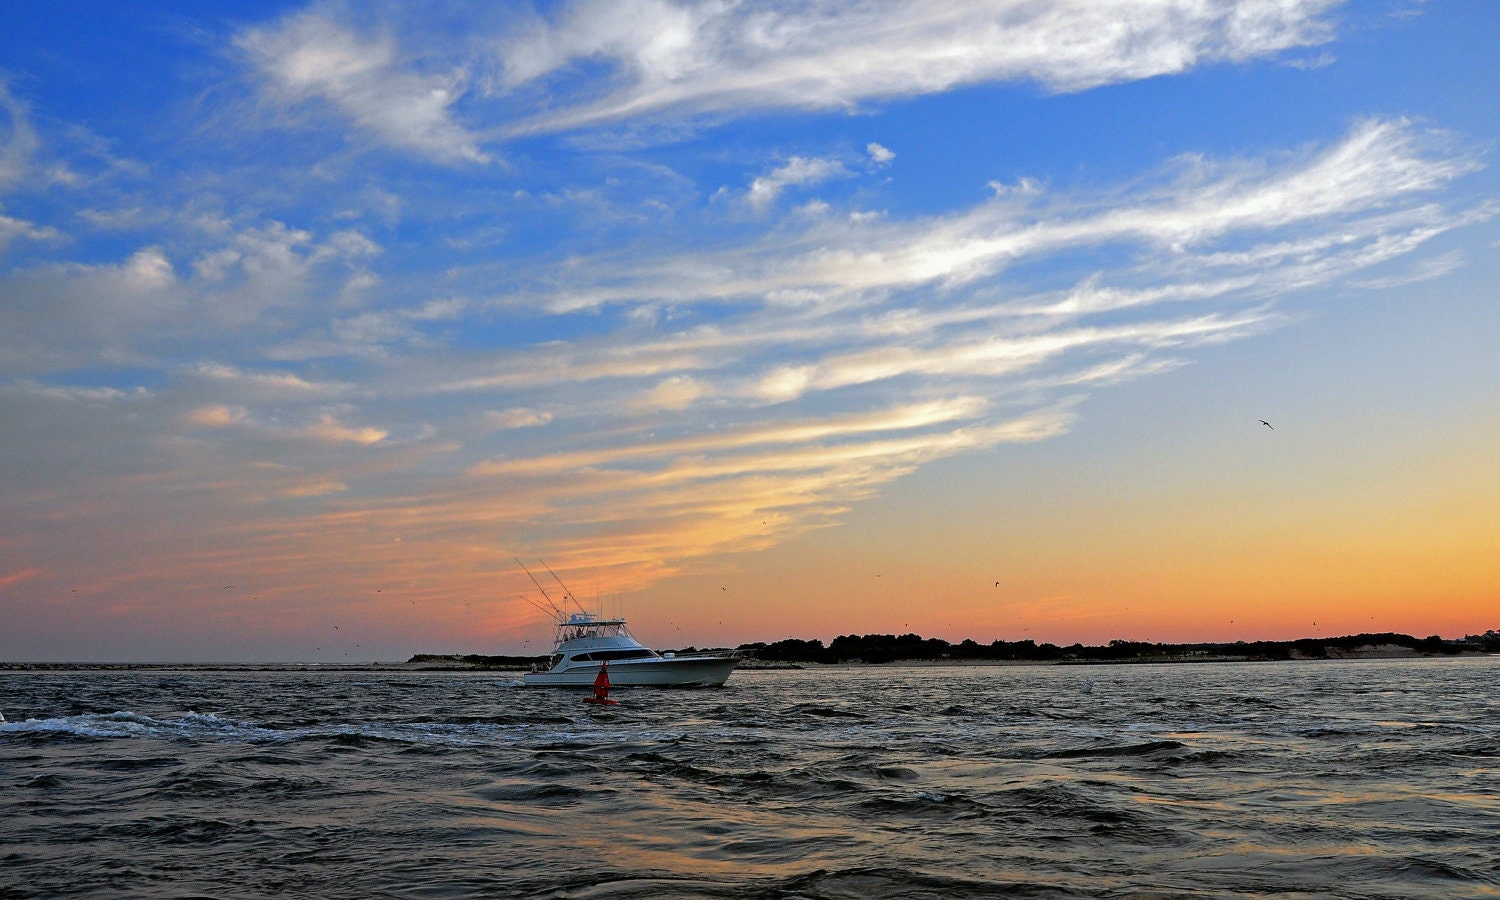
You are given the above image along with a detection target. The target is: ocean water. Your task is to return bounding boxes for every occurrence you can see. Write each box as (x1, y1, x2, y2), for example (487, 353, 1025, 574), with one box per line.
(2, 658, 1496, 899)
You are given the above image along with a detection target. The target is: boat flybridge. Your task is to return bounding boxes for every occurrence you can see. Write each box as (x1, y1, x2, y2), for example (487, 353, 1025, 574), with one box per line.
(522, 612, 745, 687)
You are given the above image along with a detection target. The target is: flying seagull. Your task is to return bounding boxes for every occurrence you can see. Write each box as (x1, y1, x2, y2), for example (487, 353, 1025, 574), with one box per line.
(1259, 420, 1274, 430)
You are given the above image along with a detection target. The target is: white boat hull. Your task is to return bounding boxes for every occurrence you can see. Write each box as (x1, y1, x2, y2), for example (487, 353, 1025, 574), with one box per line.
(523, 656, 740, 687)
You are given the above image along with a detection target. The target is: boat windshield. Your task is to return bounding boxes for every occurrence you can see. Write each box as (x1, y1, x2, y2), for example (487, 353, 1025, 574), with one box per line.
(558, 619, 629, 642)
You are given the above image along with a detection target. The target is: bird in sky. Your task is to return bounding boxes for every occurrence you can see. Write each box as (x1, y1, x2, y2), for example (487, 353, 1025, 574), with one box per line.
(1259, 420, 1274, 430)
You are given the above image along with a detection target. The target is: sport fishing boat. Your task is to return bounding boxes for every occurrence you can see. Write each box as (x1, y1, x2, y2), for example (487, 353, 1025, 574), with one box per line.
(522, 612, 745, 687)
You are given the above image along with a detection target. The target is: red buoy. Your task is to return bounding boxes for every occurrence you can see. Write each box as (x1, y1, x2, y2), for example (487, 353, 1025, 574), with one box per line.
(583, 661, 618, 705)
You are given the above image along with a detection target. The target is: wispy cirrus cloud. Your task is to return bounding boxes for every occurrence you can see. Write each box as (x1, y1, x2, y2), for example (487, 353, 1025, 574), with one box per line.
(0, 83, 64, 250)
(483, 118, 1475, 325)
(470, 397, 991, 478)
(203, 115, 1464, 593)
(231, 1, 1341, 157)
(237, 11, 490, 164)
(0, 80, 43, 191)
(492, 0, 1341, 136)
(451, 399, 1077, 582)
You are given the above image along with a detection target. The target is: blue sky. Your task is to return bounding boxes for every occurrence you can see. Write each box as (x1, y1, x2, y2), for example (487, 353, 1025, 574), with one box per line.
(1, 1, 1497, 661)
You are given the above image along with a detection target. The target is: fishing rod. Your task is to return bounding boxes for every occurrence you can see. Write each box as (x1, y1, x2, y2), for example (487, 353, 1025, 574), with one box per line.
(539, 560, 588, 615)
(515, 558, 567, 622)
(516, 593, 555, 620)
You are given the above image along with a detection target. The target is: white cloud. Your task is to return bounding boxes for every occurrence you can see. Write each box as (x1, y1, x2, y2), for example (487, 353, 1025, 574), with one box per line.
(268, 292, 466, 362)
(238, 12, 489, 164)
(122, 247, 175, 290)
(754, 365, 815, 403)
(186, 403, 250, 428)
(6, 247, 187, 345)
(494, 0, 1341, 135)
(77, 207, 170, 231)
(0, 81, 42, 192)
(405, 117, 1484, 562)
(301, 412, 388, 445)
(988, 177, 1042, 197)
(631, 374, 710, 411)
(745, 155, 850, 210)
(2, 381, 151, 404)
(450, 399, 1076, 574)
(486, 408, 553, 429)
(470, 397, 990, 478)
(187, 363, 345, 399)
(279, 480, 349, 498)
(0, 211, 60, 251)
(498, 119, 1475, 322)
(0, 213, 400, 376)
(867, 143, 895, 165)
(740, 310, 1273, 402)
(1351, 249, 1465, 290)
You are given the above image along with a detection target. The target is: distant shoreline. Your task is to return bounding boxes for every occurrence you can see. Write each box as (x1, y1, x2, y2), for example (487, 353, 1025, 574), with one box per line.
(1, 644, 1492, 673)
(5, 629, 1495, 672)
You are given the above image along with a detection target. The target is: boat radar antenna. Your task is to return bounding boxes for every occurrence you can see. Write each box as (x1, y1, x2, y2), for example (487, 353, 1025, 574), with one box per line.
(515, 559, 568, 623)
(540, 560, 589, 616)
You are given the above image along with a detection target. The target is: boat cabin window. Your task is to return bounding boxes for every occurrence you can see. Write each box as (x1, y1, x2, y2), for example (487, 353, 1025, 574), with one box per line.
(568, 649, 658, 662)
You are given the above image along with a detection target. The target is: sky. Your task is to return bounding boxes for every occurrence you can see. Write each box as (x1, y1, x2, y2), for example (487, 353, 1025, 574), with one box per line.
(1, 1, 1497, 662)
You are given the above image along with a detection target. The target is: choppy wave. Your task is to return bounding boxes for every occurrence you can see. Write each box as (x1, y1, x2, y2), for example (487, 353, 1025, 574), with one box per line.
(3, 659, 1498, 898)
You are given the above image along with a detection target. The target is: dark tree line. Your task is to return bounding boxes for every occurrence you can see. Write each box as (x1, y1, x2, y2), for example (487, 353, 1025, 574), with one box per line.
(734, 630, 1492, 664)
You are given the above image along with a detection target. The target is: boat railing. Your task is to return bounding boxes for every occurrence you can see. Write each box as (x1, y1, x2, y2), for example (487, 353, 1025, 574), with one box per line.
(665, 648, 753, 660)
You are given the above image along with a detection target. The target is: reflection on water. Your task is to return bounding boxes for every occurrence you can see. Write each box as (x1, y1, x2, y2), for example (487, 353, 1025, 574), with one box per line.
(2, 658, 1497, 898)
